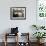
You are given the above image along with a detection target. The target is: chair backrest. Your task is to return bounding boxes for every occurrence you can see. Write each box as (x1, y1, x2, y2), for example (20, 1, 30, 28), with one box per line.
(11, 27, 18, 34)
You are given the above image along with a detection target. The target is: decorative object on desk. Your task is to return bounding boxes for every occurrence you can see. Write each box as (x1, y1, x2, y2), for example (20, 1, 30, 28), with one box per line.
(11, 27, 18, 34)
(10, 7, 26, 20)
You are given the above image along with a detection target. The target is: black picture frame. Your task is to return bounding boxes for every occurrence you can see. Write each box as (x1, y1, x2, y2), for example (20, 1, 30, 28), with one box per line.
(10, 7, 26, 20)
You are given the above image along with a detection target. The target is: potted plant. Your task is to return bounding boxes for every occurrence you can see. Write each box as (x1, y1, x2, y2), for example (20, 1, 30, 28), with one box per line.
(33, 32, 46, 43)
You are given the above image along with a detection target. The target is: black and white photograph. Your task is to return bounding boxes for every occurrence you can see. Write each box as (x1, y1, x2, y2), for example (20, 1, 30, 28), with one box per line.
(10, 7, 26, 20)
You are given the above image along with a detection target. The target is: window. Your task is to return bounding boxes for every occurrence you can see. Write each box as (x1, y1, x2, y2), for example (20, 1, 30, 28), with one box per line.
(37, 0, 46, 18)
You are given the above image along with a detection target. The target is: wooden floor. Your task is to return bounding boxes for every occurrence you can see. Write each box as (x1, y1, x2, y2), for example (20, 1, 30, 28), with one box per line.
(0, 42, 46, 46)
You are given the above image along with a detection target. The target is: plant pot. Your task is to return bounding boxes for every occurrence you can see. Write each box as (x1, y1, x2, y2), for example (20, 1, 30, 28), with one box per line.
(37, 39, 40, 43)
(37, 39, 45, 44)
(40, 38, 45, 43)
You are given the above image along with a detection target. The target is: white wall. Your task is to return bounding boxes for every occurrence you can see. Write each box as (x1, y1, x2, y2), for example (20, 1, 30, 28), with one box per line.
(0, 0, 37, 42)
(0, 0, 37, 34)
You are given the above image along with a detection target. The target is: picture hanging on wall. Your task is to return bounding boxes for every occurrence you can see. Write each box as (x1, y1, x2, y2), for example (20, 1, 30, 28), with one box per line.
(10, 7, 26, 20)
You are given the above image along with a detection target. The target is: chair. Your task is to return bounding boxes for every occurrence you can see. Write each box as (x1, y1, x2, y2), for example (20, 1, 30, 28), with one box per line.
(4, 33, 18, 46)
(4, 27, 19, 46)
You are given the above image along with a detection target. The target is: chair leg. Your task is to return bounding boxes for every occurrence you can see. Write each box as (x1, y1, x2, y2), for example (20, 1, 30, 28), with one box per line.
(4, 41, 7, 46)
(4, 33, 7, 46)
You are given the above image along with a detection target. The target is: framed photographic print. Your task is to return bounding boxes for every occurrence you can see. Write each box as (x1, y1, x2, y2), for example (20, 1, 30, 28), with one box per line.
(10, 7, 26, 20)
